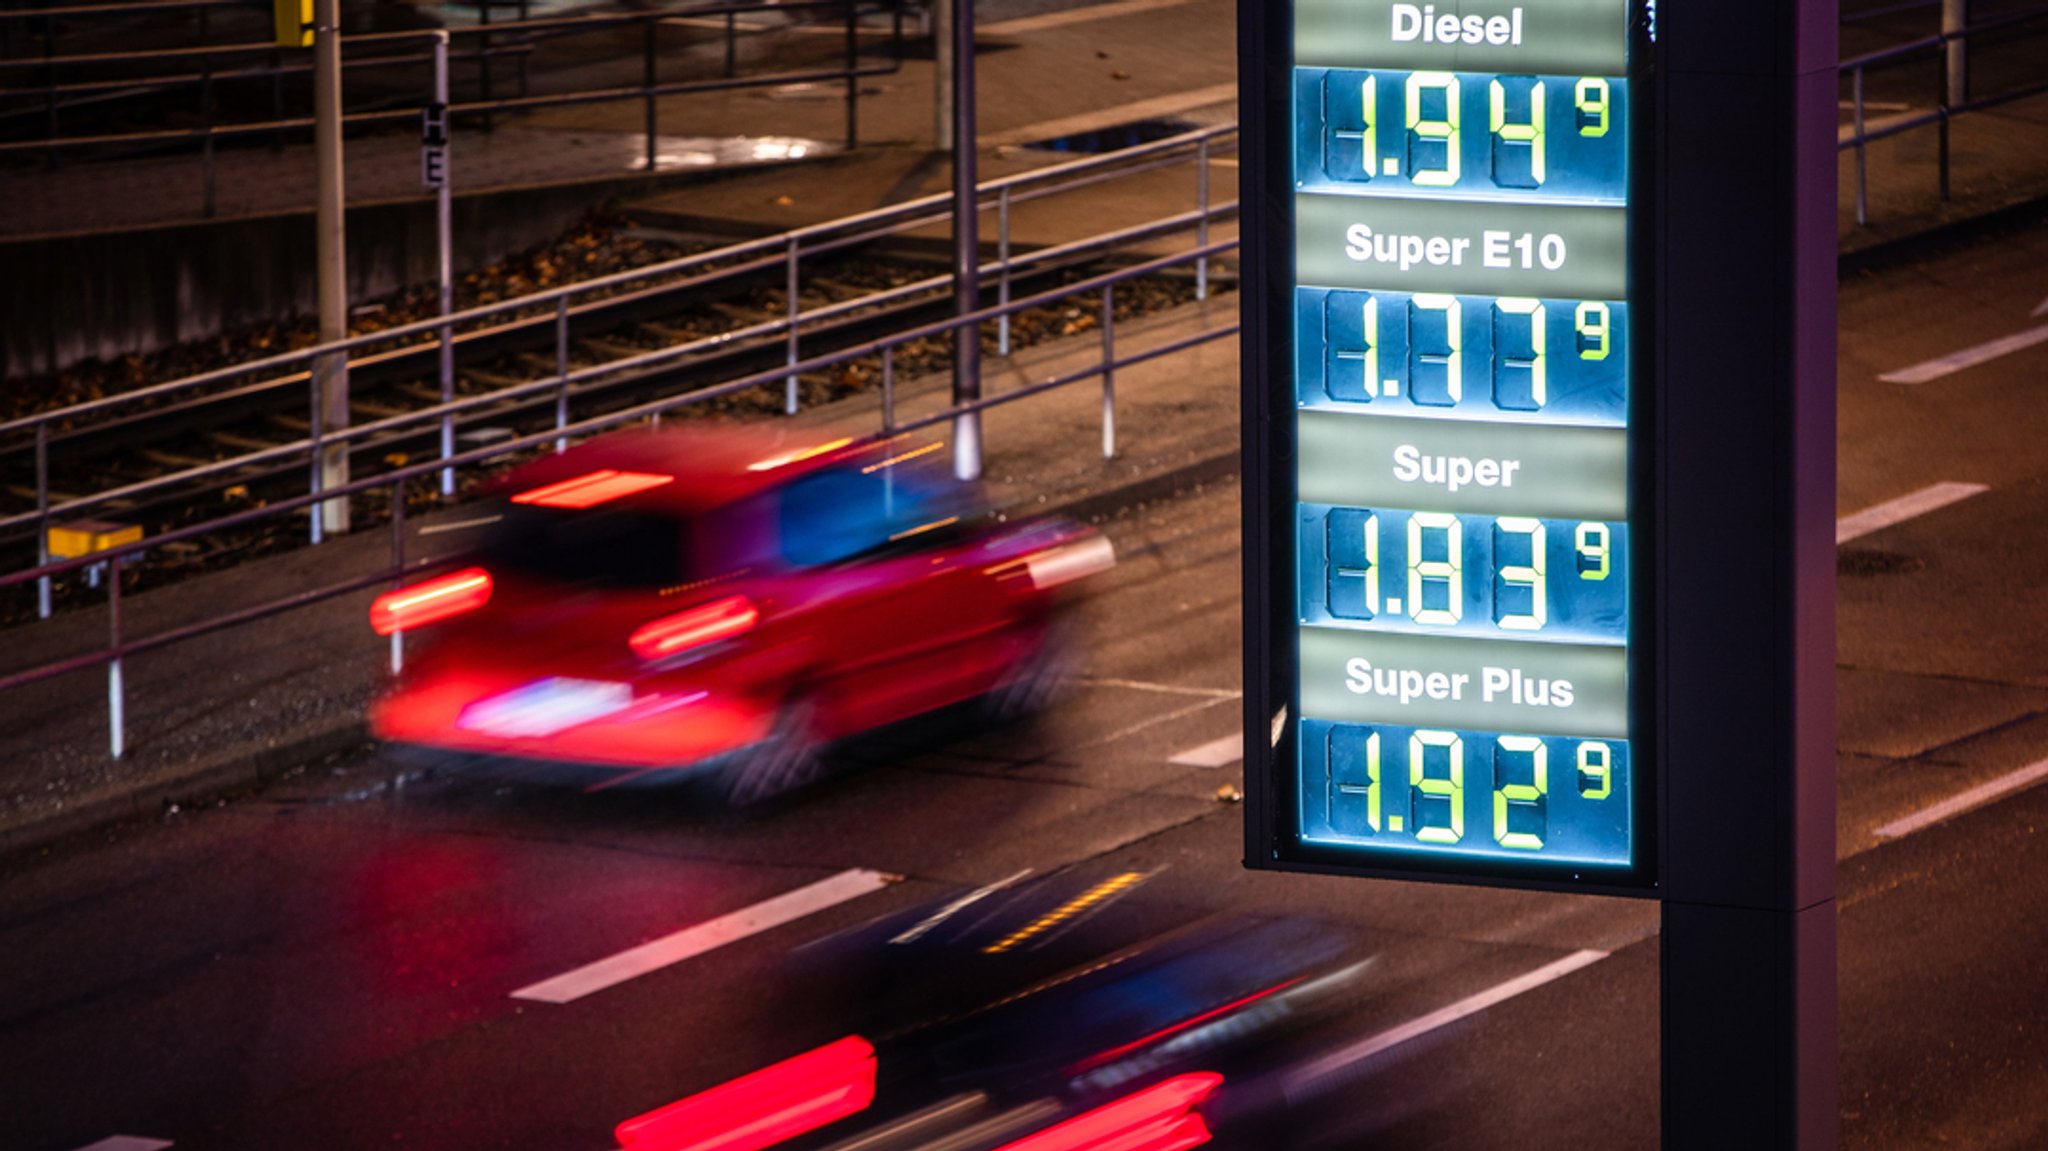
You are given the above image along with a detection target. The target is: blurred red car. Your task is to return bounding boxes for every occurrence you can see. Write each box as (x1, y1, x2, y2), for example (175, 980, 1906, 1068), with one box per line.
(368, 426, 1113, 802)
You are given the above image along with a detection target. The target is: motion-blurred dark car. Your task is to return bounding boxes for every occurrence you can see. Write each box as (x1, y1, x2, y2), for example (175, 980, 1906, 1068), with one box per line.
(367, 426, 1113, 802)
(608, 871, 1434, 1151)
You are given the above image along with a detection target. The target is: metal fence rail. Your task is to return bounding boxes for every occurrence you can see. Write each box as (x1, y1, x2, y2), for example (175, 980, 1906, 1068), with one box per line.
(0, 236, 1240, 759)
(0, 124, 1240, 556)
(1839, 3, 2048, 224)
(1, 0, 905, 214)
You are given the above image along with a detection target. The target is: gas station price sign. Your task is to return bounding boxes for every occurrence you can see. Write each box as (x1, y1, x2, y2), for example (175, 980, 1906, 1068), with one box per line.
(1243, 0, 1656, 892)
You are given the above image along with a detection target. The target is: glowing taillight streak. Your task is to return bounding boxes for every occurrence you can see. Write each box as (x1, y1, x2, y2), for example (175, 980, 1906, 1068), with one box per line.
(369, 568, 492, 635)
(614, 1035, 877, 1151)
(1070, 980, 1302, 1074)
(629, 596, 758, 661)
(512, 468, 674, 508)
(995, 1073, 1223, 1151)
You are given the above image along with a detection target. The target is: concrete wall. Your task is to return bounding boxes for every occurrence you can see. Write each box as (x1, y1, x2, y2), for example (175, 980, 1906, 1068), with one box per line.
(0, 181, 644, 380)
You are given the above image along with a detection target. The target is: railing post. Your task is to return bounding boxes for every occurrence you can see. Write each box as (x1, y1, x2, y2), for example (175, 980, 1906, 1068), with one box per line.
(201, 55, 217, 218)
(555, 295, 570, 452)
(997, 186, 1012, 355)
(480, 0, 495, 132)
(785, 234, 801, 414)
(390, 479, 406, 674)
(644, 17, 658, 170)
(35, 423, 51, 619)
(107, 562, 125, 760)
(309, 371, 325, 545)
(1853, 67, 1868, 226)
(1100, 284, 1116, 460)
(271, 47, 285, 152)
(726, 11, 737, 77)
(1196, 136, 1211, 300)
(44, 14, 58, 170)
(434, 32, 456, 498)
(845, 0, 859, 147)
(1936, 59, 1952, 203)
(882, 344, 896, 432)
(1943, 0, 1968, 109)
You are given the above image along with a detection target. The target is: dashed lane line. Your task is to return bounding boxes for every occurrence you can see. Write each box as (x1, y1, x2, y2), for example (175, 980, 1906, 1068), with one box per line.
(1836, 482, 1988, 544)
(1872, 757, 2048, 842)
(1283, 949, 1610, 1100)
(72, 1139, 173, 1151)
(1169, 732, 1243, 768)
(511, 869, 898, 1004)
(1878, 322, 2048, 384)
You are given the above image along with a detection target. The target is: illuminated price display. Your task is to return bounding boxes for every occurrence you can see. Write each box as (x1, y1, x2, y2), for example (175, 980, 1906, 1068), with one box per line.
(1245, 0, 1654, 890)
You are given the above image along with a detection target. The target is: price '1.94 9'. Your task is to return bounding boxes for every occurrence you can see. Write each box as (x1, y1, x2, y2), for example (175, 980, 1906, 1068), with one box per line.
(1297, 67, 1629, 203)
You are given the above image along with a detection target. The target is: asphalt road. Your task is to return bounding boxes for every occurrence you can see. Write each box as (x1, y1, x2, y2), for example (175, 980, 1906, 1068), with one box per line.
(8, 217, 2048, 1151)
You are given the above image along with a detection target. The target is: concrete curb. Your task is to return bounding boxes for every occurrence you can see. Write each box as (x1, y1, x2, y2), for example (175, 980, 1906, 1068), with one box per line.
(0, 721, 373, 861)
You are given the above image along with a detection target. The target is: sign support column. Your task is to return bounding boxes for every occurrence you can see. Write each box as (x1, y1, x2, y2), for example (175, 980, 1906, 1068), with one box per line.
(1658, 1, 1837, 1147)
(313, 0, 349, 537)
(949, 0, 981, 481)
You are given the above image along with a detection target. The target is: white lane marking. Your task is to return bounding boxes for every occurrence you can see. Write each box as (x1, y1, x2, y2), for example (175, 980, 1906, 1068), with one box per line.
(1072, 696, 1235, 752)
(2035, 295, 2048, 318)
(73, 1139, 174, 1151)
(512, 869, 898, 1004)
(1283, 949, 1609, 1098)
(1073, 677, 1241, 699)
(1169, 732, 1243, 768)
(984, 0, 1196, 35)
(1878, 322, 2048, 384)
(1836, 482, 1988, 544)
(1872, 757, 2048, 841)
(890, 869, 1033, 945)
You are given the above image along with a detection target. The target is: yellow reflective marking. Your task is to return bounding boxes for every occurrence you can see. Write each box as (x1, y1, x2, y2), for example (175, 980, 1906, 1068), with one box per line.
(862, 441, 947, 474)
(981, 872, 1147, 955)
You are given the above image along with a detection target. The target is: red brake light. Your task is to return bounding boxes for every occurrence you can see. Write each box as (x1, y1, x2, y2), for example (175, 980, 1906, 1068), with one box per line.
(629, 595, 758, 662)
(512, 468, 674, 509)
(369, 568, 492, 635)
(994, 1073, 1223, 1151)
(614, 1034, 877, 1151)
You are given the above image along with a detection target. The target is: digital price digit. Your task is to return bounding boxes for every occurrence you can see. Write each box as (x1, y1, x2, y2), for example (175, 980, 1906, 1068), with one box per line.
(1405, 72, 1460, 186)
(1409, 294, 1462, 405)
(1575, 301, 1612, 361)
(1493, 735, 1549, 850)
(1406, 512, 1463, 625)
(1575, 77, 1611, 137)
(1493, 517, 1546, 630)
(1409, 729, 1465, 843)
(1577, 741, 1613, 799)
(1575, 523, 1611, 580)
(1492, 296, 1545, 410)
(1489, 76, 1545, 188)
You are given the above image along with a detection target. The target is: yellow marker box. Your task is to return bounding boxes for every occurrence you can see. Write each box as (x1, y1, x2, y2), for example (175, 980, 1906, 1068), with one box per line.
(47, 519, 143, 560)
(274, 0, 313, 48)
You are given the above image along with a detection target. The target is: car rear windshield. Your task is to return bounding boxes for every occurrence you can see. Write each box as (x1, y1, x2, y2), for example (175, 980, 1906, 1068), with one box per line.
(481, 506, 692, 588)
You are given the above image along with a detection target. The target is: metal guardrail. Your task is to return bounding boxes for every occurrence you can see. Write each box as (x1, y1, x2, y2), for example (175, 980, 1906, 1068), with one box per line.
(1839, 3, 2048, 224)
(0, 125, 1239, 757)
(0, 238, 1240, 759)
(1, 0, 904, 215)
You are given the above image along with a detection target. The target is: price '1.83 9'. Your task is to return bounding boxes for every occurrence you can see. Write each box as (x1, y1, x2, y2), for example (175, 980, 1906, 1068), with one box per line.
(1300, 504, 1627, 644)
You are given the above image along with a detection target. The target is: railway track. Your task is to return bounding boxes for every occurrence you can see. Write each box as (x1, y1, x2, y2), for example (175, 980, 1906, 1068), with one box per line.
(0, 216, 1233, 625)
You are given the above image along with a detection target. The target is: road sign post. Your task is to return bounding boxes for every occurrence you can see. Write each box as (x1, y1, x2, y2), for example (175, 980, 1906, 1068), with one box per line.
(424, 32, 455, 499)
(1239, 0, 1836, 1144)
